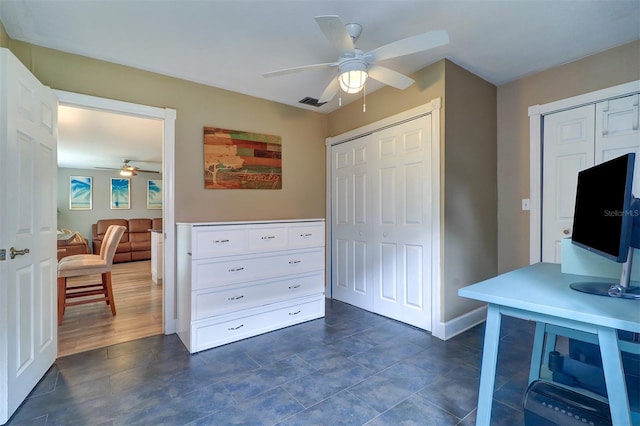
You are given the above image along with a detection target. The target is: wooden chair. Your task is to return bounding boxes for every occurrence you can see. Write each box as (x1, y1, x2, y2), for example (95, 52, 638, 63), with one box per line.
(57, 225, 126, 325)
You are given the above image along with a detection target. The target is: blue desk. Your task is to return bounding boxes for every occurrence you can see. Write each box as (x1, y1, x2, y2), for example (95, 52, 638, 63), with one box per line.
(459, 263, 640, 426)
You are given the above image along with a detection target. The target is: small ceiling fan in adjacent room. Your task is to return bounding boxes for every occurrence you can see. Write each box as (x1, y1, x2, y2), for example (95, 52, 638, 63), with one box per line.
(262, 15, 449, 106)
(96, 159, 161, 177)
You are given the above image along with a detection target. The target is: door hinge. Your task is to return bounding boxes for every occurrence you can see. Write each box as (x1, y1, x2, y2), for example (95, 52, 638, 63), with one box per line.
(0, 249, 5, 261)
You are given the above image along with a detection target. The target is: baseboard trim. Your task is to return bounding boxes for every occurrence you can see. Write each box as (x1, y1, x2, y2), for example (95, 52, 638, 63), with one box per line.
(437, 305, 488, 340)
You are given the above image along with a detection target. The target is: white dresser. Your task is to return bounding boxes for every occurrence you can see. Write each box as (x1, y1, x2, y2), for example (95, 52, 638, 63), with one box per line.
(176, 219, 325, 353)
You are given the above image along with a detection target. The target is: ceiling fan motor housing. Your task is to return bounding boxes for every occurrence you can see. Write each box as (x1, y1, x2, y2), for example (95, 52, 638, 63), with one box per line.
(345, 22, 362, 42)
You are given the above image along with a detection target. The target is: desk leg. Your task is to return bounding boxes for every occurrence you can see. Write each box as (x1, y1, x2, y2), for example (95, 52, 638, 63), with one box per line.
(476, 303, 501, 425)
(597, 326, 631, 426)
(528, 322, 546, 385)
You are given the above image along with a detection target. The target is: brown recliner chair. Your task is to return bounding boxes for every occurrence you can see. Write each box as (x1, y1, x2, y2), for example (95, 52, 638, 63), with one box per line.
(129, 218, 153, 261)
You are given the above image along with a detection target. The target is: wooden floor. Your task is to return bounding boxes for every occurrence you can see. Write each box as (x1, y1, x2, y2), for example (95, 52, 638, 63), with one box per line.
(57, 260, 163, 357)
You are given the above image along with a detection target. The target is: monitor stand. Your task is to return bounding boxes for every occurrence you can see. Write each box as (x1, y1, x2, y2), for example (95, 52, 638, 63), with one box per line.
(570, 247, 640, 300)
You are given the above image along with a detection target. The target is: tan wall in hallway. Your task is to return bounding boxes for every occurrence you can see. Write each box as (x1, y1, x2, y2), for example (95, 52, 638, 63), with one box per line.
(10, 41, 328, 224)
(0, 21, 8, 48)
(497, 40, 640, 273)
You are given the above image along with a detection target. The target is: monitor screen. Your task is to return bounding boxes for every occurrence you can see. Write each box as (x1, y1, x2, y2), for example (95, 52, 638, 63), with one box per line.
(571, 153, 635, 263)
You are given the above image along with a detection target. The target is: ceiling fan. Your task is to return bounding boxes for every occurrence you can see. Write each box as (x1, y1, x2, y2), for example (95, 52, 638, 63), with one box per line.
(96, 159, 161, 176)
(262, 15, 449, 104)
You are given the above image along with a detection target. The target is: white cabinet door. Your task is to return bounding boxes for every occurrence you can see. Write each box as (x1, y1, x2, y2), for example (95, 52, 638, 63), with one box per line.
(0, 49, 58, 424)
(542, 104, 595, 263)
(331, 114, 434, 331)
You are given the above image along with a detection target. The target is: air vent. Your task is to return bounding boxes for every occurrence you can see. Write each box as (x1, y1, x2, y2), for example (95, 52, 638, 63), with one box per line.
(299, 97, 327, 108)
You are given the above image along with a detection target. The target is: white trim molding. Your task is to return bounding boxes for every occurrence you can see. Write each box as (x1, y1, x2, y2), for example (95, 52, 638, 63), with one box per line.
(54, 90, 178, 334)
(528, 81, 640, 264)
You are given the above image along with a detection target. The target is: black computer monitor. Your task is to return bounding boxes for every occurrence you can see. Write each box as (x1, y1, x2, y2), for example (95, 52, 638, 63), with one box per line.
(570, 153, 640, 298)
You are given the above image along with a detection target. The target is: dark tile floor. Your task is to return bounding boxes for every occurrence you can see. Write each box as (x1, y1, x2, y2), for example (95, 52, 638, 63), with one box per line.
(7, 299, 535, 425)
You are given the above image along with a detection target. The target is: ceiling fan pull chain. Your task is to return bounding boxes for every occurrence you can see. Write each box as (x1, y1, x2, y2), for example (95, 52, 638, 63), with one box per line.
(339, 94, 342, 107)
(363, 81, 366, 112)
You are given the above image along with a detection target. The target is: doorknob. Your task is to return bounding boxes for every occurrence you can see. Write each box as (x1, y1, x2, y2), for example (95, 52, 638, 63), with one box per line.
(10, 247, 30, 259)
(563, 229, 571, 235)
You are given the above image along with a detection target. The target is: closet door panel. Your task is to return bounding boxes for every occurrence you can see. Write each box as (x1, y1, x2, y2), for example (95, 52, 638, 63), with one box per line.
(596, 95, 640, 192)
(331, 142, 373, 309)
(542, 104, 595, 263)
(372, 116, 433, 330)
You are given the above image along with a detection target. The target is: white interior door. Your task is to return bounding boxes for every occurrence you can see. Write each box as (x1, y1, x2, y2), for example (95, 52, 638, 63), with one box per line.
(331, 114, 433, 330)
(0, 49, 58, 424)
(542, 104, 595, 263)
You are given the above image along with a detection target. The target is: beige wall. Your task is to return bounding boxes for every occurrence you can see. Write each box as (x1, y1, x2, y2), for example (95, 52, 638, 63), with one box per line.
(497, 40, 640, 273)
(442, 61, 497, 321)
(9, 41, 328, 224)
(0, 21, 8, 48)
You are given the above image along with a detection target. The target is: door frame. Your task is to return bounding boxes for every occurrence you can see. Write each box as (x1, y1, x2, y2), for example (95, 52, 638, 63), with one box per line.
(325, 98, 444, 338)
(54, 90, 178, 334)
(528, 80, 640, 264)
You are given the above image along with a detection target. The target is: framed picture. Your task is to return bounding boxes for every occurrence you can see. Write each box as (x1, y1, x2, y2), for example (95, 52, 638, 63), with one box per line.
(147, 179, 163, 209)
(203, 126, 282, 189)
(110, 178, 130, 209)
(69, 176, 92, 210)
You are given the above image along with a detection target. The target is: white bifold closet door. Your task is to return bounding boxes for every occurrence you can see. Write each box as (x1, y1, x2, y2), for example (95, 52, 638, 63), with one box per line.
(331, 114, 433, 331)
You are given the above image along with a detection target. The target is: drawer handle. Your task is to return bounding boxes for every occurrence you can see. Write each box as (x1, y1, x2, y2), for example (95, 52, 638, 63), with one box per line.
(228, 267, 245, 272)
(288, 260, 301, 265)
(228, 324, 244, 331)
(214, 239, 230, 244)
(261, 235, 276, 240)
(228, 295, 244, 301)
(289, 284, 301, 289)
(300, 233, 312, 238)
(288, 310, 301, 316)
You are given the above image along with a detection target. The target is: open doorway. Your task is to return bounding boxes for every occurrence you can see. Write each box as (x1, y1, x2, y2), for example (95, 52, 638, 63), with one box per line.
(54, 90, 176, 356)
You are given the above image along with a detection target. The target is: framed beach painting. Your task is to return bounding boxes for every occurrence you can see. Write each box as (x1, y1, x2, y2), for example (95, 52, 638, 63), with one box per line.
(110, 178, 130, 209)
(147, 179, 163, 209)
(69, 176, 92, 210)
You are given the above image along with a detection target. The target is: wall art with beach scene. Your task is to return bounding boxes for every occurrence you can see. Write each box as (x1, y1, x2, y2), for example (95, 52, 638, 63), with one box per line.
(69, 176, 92, 210)
(147, 179, 163, 209)
(110, 178, 130, 209)
(203, 126, 282, 189)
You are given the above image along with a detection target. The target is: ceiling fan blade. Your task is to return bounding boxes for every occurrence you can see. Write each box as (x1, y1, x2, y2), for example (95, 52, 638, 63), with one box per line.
(262, 62, 336, 78)
(365, 29, 449, 62)
(368, 65, 415, 90)
(319, 78, 340, 103)
(314, 15, 355, 55)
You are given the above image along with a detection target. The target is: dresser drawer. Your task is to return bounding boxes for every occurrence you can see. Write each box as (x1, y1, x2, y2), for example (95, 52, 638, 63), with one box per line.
(190, 295, 325, 352)
(193, 272, 324, 320)
(248, 225, 288, 251)
(192, 248, 324, 289)
(192, 226, 249, 258)
(288, 223, 325, 248)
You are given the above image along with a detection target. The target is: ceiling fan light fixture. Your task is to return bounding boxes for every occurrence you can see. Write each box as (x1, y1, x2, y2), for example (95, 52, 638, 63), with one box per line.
(119, 168, 134, 177)
(338, 60, 368, 94)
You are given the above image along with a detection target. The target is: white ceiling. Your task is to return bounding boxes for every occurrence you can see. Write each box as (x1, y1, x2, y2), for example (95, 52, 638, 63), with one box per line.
(1, 0, 639, 170)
